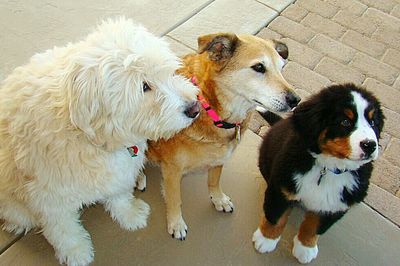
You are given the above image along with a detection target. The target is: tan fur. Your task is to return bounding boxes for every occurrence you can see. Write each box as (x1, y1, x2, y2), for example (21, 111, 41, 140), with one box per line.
(259, 210, 291, 239)
(319, 129, 352, 159)
(147, 33, 298, 239)
(298, 212, 320, 247)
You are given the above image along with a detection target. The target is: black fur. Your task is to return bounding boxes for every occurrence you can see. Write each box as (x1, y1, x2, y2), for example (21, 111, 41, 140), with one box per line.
(258, 84, 384, 237)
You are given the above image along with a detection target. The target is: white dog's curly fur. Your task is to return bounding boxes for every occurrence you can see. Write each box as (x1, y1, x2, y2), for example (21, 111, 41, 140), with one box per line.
(0, 17, 198, 265)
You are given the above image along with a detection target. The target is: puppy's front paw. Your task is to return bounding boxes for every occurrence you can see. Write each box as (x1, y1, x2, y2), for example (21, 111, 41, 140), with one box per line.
(252, 228, 280, 253)
(210, 192, 234, 212)
(167, 216, 188, 241)
(57, 237, 94, 266)
(118, 198, 150, 231)
(292, 235, 318, 264)
(135, 172, 147, 192)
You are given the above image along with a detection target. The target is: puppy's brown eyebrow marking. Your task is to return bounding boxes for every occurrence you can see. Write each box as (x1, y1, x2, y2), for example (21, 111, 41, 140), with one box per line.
(368, 109, 375, 120)
(344, 109, 354, 120)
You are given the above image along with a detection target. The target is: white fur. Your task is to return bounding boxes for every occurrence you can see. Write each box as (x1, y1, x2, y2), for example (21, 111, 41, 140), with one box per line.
(0, 17, 197, 265)
(292, 235, 318, 264)
(252, 228, 280, 253)
(350, 91, 379, 160)
(210, 192, 234, 212)
(215, 47, 293, 123)
(168, 215, 188, 240)
(292, 162, 357, 213)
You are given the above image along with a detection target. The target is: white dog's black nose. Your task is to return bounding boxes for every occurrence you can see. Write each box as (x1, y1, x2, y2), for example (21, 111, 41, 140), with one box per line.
(285, 92, 301, 109)
(360, 139, 376, 157)
(184, 101, 200, 118)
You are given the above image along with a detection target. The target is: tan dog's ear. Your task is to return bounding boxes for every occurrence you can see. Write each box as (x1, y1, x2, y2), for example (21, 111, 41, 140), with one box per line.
(197, 33, 238, 61)
(273, 40, 289, 60)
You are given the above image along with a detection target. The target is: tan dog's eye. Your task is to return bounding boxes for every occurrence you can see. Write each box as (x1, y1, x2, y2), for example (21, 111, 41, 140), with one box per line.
(251, 63, 266, 74)
(143, 82, 151, 92)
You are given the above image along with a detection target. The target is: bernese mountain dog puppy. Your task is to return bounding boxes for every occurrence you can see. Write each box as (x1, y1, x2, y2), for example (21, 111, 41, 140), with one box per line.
(252, 84, 384, 264)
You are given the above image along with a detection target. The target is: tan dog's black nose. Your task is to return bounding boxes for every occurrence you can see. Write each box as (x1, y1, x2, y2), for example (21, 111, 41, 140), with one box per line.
(286, 92, 301, 109)
(184, 101, 200, 118)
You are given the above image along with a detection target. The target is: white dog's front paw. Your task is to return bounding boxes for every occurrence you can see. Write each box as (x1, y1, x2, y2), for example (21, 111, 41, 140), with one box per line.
(210, 192, 234, 212)
(57, 237, 94, 266)
(117, 198, 150, 231)
(2, 222, 31, 235)
(167, 216, 188, 241)
(252, 228, 280, 253)
(135, 172, 147, 192)
(292, 235, 318, 264)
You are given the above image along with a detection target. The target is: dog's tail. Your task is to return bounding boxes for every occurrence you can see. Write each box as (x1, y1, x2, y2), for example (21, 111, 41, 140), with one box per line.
(256, 107, 282, 126)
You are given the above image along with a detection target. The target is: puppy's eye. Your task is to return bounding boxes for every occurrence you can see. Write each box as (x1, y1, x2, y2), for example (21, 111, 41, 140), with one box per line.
(251, 63, 266, 74)
(143, 82, 151, 92)
(341, 119, 351, 127)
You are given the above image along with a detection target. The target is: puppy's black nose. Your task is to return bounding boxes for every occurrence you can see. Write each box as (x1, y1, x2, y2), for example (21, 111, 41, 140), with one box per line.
(285, 92, 301, 109)
(360, 139, 376, 157)
(184, 101, 200, 119)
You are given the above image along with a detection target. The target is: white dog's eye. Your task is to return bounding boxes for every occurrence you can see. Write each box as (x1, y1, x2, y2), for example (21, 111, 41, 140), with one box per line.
(251, 63, 266, 74)
(143, 82, 151, 92)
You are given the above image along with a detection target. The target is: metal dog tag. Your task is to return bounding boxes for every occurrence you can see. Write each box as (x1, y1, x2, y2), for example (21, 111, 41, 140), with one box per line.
(235, 124, 241, 144)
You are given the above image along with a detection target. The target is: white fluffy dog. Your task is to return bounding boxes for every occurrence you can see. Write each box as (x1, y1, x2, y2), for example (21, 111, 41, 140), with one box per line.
(0, 18, 199, 265)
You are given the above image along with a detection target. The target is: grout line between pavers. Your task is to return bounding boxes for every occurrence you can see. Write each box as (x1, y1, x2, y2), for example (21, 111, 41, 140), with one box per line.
(363, 202, 400, 228)
(0, 233, 24, 255)
(254, 0, 288, 13)
(158, 0, 215, 37)
(254, 13, 280, 35)
(166, 35, 196, 52)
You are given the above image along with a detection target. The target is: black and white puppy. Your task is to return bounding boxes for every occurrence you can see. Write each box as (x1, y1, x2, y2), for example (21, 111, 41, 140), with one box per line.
(252, 84, 384, 264)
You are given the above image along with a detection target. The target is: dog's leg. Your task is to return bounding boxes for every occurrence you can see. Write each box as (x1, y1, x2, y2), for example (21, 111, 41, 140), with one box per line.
(135, 170, 147, 192)
(0, 196, 37, 234)
(104, 192, 150, 231)
(161, 163, 187, 240)
(293, 211, 344, 264)
(253, 186, 291, 253)
(208, 165, 234, 212)
(38, 206, 94, 266)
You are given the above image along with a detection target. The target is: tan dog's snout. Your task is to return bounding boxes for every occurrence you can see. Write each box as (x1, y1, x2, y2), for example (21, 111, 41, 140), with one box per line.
(285, 90, 301, 109)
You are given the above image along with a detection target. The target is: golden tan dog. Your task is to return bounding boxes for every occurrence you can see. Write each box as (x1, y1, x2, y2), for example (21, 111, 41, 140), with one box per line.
(145, 33, 300, 240)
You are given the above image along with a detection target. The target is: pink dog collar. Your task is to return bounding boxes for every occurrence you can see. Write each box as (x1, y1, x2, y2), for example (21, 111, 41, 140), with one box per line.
(191, 76, 240, 130)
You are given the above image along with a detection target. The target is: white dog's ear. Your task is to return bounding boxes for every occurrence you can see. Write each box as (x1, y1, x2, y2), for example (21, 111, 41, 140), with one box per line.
(68, 67, 106, 147)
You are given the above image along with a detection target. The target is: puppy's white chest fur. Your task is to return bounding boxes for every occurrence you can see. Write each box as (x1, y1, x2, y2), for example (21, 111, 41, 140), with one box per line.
(293, 166, 358, 213)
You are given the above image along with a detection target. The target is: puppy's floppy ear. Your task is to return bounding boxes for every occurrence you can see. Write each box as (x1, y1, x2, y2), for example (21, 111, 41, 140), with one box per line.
(273, 40, 289, 60)
(68, 67, 106, 147)
(197, 33, 238, 63)
(293, 97, 326, 152)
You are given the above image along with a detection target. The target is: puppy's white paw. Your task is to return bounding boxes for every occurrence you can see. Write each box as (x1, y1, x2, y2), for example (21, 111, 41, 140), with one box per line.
(292, 235, 318, 264)
(57, 237, 94, 266)
(210, 192, 234, 212)
(135, 172, 147, 192)
(167, 216, 188, 241)
(117, 198, 150, 231)
(252, 228, 280, 253)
